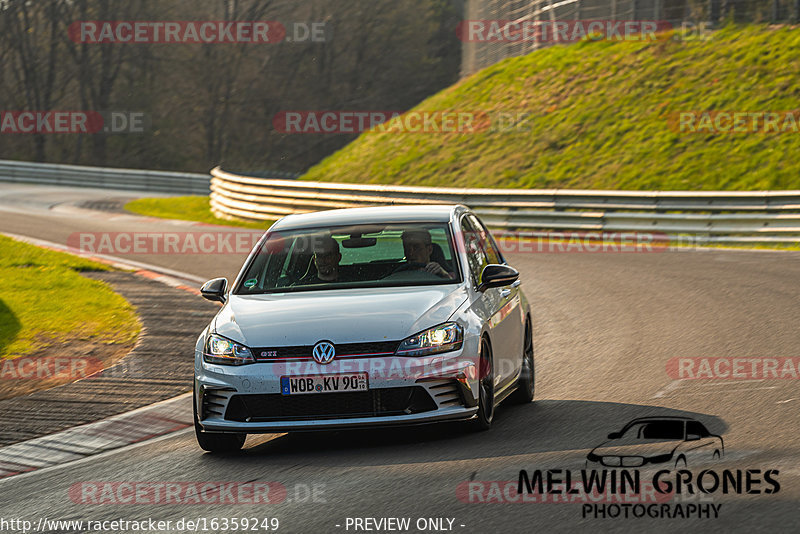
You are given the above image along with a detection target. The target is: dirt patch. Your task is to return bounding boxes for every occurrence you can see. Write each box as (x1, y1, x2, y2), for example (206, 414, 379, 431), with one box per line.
(0, 337, 135, 401)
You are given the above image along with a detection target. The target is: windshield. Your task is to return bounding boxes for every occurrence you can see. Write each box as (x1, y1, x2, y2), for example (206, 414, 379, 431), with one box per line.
(623, 420, 685, 441)
(234, 223, 461, 294)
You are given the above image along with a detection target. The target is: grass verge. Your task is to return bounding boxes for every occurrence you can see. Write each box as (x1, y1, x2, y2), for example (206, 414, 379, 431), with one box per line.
(302, 25, 800, 191)
(125, 196, 271, 229)
(0, 235, 141, 398)
(0, 235, 141, 358)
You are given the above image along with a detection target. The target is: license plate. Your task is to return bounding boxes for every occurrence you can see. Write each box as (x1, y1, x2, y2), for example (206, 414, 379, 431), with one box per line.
(280, 373, 369, 395)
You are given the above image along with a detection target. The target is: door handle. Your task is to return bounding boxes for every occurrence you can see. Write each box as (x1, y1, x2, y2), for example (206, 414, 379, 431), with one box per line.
(500, 289, 511, 298)
(511, 280, 521, 288)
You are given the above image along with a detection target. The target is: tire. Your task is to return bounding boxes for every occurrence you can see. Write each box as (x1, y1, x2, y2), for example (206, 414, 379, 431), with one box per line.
(471, 337, 495, 431)
(511, 319, 535, 404)
(675, 455, 687, 468)
(193, 385, 246, 453)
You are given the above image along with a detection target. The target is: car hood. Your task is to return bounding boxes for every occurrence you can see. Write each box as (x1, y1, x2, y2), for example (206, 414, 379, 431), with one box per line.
(591, 439, 684, 458)
(214, 285, 468, 347)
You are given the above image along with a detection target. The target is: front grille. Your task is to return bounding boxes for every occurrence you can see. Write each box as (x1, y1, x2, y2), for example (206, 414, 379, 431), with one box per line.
(601, 456, 644, 467)
(252, 340, 400, 361)
(224, 386, 436, 422)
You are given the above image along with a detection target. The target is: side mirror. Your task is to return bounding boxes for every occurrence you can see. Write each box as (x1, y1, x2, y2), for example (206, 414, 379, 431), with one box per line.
(686, 433, 701, 441)
(478, 264, 519, 292)
(607, 432, 622, 440)
(201, 277, 228, 303)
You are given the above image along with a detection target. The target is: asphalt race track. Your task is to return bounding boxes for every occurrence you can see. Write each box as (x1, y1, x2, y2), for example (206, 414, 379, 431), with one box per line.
(1, 183, 800, 533)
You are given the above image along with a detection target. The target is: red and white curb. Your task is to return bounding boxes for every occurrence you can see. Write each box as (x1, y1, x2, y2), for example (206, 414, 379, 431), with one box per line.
(0, 232, 212, 480)
(0, 393, 193, 479)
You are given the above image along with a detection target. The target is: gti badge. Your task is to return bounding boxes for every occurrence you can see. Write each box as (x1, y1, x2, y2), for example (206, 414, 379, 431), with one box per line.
(312, 341, 336, 364)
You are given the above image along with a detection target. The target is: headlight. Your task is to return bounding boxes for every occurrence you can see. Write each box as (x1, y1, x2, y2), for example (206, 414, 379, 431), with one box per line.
(395, 322, 463, 357)
(204, 334, 254, 365)
(647, 453, 674, 464)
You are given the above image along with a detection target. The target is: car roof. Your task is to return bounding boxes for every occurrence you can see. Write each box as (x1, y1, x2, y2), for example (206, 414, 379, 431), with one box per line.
(270, 205, 466, 231)
(624, 416, 697, 425)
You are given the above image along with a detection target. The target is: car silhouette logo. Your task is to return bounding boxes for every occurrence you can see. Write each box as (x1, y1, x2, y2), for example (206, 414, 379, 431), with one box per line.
(585, 416, 724, 469)
(312, 341, 336, 364)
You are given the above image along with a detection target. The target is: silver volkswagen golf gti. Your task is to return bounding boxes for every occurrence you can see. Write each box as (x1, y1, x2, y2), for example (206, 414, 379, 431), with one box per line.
(194, 205, 534, 452)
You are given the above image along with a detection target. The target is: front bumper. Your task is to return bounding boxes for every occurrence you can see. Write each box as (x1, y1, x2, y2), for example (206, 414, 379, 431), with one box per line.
(194, 348, 480, 433)
(199, 405, 478, 433)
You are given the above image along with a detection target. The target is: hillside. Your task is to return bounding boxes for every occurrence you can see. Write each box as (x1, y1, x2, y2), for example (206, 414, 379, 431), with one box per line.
(301, 25, 800, 190)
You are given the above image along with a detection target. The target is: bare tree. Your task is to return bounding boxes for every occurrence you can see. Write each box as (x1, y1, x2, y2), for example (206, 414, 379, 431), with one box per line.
(64, 0, 152, 164)
(0, 0, 69, 161)
(0, 0, 462, 171)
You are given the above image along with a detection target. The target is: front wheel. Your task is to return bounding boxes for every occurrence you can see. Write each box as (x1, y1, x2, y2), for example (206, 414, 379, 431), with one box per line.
(470, 337, 495, 431)
(511, 320, 535, 404)
(194, 385, 246, 453)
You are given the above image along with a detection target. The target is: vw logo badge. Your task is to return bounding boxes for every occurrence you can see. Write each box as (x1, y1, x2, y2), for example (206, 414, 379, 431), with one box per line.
(312, 341, 336, 365)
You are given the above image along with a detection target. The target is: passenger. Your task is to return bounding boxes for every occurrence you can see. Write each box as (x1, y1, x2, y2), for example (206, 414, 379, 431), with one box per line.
(400, 229, 454, 279)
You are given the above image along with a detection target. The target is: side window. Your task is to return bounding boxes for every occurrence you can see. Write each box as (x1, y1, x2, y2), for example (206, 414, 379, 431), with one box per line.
(686, 421, 710, 438)
(641, 420, 685, 440)
(460, 216, 488, 287)
(467, 214, 502, 265)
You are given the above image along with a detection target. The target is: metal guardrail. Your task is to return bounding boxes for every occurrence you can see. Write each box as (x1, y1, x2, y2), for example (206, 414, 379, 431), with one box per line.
(1, 160, 796, 244)
(210, 167, 800, 243)
(0, 159, 211, 195)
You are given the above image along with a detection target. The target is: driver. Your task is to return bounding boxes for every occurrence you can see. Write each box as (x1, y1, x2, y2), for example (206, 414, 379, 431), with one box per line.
(300, 235, 342, 284)
(400, 229, 454, 279)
